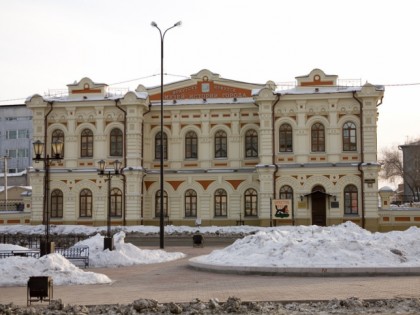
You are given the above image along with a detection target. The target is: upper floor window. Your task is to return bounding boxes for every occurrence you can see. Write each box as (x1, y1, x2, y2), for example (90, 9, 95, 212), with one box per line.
(155, 132, 168, 160)
(81, 129, 93, 158)
(245, 129, 258, 158)
(214, 189, 227, 217)
(215, 130, 227, 158)
(344, 185, 358, 215)
(79, 189, 92, 217)
(311, 123, 325, 152)
(50, 189, 63, 218)
(52, 129, 65, 157)
(6, 149, 29, 158)
(6, 129, 28, 139)
(110, 128, 123, 156)
(185, 131, 198, 159)
(110, 188, 123, 217)
(185, 189, 197, 217)
(343, 122, 357, 151)
(279, 123, 293, 152)
(244, 188, 258, 216)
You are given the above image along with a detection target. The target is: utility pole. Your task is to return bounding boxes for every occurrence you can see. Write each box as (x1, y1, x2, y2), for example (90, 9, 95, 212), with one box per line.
(1, 156, 10, 210)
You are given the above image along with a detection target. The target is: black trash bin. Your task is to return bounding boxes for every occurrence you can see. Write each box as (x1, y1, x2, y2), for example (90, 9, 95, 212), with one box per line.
(192, 233, 204, 248)
(27, 276, 53, 306)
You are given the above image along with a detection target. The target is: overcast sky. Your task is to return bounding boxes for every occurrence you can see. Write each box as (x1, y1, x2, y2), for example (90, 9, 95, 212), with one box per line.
(1, 0, 419, 154)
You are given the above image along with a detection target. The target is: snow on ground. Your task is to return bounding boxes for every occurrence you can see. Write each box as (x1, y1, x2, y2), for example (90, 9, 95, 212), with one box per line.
(0, 231, 185, 287)
(1, 222, 420, 287)
(192, 221, 420, 267)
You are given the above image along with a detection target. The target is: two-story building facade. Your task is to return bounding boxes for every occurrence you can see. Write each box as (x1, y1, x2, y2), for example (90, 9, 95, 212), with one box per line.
(26, 69, 384, 231)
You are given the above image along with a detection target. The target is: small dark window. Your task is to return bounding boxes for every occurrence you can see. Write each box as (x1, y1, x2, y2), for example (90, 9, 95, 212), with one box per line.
(155, 132, 168, 160)
(311, 123, 325, 152)
(279, 124, 293, 152)
(215, 130, 227, 158)
(81, 129, 94, 157)
(110, 128, 123, 156)
(245, 129, 258, 158)
(185, 131, 198, 159)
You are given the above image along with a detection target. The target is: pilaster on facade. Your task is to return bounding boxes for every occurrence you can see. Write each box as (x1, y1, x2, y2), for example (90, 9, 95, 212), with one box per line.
(256, 165, 276, 219)
(254, 88, 277, 166)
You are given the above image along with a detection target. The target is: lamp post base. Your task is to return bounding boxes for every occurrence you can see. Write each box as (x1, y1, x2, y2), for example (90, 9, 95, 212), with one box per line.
(104, 237, 113, 251)
(40, 240, 55, 257)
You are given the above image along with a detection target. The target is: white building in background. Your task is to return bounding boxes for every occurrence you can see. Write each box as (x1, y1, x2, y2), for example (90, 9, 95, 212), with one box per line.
(26, 69, 385, 231)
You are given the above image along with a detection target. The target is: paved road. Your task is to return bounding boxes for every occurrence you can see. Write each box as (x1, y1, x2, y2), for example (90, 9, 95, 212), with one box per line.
(124, 235, 238, 247)
(1, 243, 420, 307)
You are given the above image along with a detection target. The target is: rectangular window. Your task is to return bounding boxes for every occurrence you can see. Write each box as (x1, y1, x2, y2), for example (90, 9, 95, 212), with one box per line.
(6, 149, 17, 158)
(18, 129, 29, 138)
(17, 149, 29, 157)
(6, 130, 17, 139)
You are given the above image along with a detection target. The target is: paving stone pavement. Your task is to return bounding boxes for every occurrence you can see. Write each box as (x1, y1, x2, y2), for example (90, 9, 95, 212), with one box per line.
(1, 245, 420, 307)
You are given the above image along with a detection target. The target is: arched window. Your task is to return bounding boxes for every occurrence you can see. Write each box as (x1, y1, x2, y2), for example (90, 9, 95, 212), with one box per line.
(185, 131, 198, 159)
(185, 189, 197, 217)
(311, 123, 325, 152)
(344, 185, 358, 214)
(245, 129, 258, 158)
(343, 122, 357, 151)
(244, 188, 258, 216)
(279, 123, 293, 152)
(155, 132, 168, 160)
(279, 185, 293, 200)
(110, 128, 123, 156)
(214, 189, 227, 217)
(81, 129, 94, 158)
(79, 189, 92, 217)
(215, 130, 227, 158)
(155, 190, 168, 217)
(50, 189, 63, 218)
(110, 188, 122, 217)
(52, 129, 65, 157)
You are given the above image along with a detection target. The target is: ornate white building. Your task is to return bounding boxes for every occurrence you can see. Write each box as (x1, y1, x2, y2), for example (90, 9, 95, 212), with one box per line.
(26, 69, 384, 231)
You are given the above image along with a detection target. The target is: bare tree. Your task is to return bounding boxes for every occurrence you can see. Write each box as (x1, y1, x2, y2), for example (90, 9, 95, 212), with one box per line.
(379, 147, 403, 184)
(380, 139, 420, 202)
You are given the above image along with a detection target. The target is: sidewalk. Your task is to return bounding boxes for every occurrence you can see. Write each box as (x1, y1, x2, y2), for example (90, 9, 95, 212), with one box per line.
(1, 245, 420, 307)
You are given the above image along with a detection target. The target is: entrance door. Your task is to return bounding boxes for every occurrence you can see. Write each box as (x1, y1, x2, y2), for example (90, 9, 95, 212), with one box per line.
(311, 186, 326, 226)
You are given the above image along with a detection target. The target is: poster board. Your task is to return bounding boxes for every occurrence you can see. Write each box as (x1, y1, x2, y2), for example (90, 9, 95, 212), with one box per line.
(271, 199, 292, 219)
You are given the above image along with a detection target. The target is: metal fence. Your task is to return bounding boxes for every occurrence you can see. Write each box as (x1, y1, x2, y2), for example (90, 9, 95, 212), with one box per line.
(0, 234, 92, 248)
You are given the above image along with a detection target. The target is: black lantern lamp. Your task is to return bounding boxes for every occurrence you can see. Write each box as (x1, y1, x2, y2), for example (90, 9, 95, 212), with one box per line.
(98, 159, 122, 250)
(32, 139, 64, 256)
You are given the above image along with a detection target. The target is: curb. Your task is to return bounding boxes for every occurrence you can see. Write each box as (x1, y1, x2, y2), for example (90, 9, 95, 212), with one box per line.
(188, 258, 420, 277)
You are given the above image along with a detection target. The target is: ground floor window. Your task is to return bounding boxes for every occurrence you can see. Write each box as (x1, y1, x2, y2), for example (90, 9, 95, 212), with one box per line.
(244, 188, 258, 216)
(344, 185, 358, 214)
(214, 189, 227, 217)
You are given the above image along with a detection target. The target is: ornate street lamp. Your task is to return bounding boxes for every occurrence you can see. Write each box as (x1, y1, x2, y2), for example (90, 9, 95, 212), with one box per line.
(98, 159, 122, 251)
(151, 20, 181, 249)
(32, 139, 64, 256)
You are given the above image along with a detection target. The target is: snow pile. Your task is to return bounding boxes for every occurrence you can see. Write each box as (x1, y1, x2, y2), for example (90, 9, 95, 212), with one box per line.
(192, 222, 420, 267)
(74, 231, 186, 268)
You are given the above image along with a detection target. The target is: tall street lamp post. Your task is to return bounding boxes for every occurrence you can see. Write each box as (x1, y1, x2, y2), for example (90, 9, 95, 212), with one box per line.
(151, 20, 181, 249)
(98, 159, 122, 251)
(32, 139, 64, 256)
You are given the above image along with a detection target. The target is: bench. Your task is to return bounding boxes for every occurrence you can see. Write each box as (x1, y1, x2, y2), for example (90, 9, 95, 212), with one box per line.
(0, 250, 40, 259)
(55, 246, 89, 268)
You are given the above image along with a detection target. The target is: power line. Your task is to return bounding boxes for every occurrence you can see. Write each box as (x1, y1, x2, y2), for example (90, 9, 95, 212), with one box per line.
(1, 76, 420, 104)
